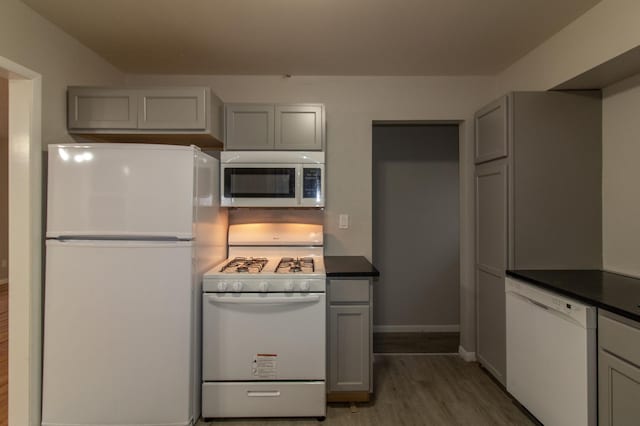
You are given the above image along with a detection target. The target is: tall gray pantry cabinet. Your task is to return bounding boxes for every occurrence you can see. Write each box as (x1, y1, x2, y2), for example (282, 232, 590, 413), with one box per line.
(474, 91, 602, 385)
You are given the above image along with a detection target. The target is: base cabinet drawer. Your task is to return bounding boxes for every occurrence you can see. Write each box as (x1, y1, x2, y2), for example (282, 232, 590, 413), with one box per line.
(202, 381, 325, 418)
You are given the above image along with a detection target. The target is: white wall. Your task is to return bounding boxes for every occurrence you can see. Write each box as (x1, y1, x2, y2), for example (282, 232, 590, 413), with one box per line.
(0, 1, 124, 424)
(602, 72, 640, 277)
(0, 0, 124, 145)
(126, 73, 492, 351)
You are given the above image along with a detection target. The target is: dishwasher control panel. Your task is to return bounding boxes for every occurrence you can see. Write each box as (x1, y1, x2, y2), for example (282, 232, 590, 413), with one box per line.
(506, 278, 596, 328)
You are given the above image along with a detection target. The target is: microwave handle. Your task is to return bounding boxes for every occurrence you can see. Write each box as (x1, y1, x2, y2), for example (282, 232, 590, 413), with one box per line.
(296, 165, 302, 205)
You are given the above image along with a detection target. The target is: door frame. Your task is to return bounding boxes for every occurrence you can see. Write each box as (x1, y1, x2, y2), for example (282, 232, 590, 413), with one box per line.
(1, 55, 43, 426)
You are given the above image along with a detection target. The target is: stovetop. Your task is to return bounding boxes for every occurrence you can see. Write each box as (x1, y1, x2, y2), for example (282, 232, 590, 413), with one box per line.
(206, 255, 325, 278)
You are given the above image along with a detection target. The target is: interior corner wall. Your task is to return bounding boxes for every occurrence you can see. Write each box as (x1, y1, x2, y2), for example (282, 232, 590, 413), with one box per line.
(0, 77, 7, 282)
(602, 72, 640, 278)
(0, 0, 124, 146)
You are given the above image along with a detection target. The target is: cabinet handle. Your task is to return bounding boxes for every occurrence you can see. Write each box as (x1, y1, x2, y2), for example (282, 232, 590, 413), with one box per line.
(247, 391, 281, 397)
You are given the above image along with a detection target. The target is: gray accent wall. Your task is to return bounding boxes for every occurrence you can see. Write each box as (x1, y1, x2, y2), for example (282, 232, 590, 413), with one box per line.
(373, 124, 460, 329)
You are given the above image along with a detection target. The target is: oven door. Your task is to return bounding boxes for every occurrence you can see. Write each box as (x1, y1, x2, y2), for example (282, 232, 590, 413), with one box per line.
(202, 292, 326, 381)
(221, 164, 300, 207)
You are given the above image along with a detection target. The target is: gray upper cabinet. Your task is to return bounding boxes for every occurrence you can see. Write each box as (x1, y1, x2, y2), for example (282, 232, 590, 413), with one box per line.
(224, 104, 275, 150)
(67, 86, 224, 149)
(475, 96, 508, 164)
(275, 105, 323, 150)
(224, 103, 325, 151)
(474, 91, 602, 386)
(138, 87, 207, 130)
(598, 311, 640, 426)
(68, 88, 138, 130)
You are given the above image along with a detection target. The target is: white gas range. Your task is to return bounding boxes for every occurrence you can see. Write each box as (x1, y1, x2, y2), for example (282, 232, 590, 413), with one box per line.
(201, 223, 326, 420)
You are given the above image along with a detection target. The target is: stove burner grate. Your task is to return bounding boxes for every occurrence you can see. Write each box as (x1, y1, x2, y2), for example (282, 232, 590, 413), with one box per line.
(220, 257, 268, 273)
(276, 257, 315, 274)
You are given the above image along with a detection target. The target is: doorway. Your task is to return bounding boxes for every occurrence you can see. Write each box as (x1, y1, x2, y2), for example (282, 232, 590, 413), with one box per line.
(372, 123, 460, 353)
(0, 76, 7, 425)
(0, 56, 43, 426)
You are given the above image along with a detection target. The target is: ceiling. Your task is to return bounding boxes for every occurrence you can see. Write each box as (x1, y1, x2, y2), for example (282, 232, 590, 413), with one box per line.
(22, 0, 601, 76)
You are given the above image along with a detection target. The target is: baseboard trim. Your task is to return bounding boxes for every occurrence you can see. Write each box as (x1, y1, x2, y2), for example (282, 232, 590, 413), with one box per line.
(458, 345, 476, 362)
(0, 279, 7, 286)
(373, 324, 460, 333)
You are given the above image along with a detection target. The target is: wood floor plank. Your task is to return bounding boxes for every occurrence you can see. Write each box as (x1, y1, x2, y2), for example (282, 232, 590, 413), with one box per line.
(197, 355, 534, 425)
(373, 332, 459, 354)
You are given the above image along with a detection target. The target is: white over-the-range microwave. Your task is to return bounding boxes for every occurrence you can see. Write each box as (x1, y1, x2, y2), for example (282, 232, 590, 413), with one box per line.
(220, 151, 325, 207)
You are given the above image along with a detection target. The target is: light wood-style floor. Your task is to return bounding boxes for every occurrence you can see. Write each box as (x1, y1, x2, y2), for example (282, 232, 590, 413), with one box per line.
(373, 332, 459, 354)
(0, 283, 7, 426)
(198, 355, 535, 425)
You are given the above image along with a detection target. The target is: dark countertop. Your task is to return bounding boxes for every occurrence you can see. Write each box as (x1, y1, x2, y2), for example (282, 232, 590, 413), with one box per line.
(507, 269, 640, 322)
(324, 256, 380, 278)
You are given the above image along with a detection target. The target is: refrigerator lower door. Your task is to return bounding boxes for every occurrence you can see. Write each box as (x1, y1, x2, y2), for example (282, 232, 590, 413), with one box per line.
(42, 240, 195, 426)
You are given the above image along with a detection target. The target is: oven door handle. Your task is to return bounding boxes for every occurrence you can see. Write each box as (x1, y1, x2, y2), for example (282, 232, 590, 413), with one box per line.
(207, 295, 321, 305)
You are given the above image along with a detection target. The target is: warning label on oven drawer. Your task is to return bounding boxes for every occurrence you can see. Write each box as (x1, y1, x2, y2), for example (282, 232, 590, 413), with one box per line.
(252, 354, 278, 379)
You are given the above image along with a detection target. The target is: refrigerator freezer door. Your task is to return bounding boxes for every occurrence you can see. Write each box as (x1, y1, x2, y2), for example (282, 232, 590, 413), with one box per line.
(47, 144, 196, 239)
(42, 240, 195, 426)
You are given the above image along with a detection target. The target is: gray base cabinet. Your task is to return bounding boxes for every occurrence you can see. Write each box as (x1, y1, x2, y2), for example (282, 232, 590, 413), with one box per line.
(67, 86, 223, 148)
(474, 91, 602, 385)
(225, 103, 324, 151)
(327, 279, 373, 402)
(599, 311, 640, 426)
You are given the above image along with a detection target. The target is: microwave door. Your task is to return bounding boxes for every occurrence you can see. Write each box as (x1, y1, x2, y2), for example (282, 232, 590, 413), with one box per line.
(300, 164, 325, 207)
(221, 164, 300, 207)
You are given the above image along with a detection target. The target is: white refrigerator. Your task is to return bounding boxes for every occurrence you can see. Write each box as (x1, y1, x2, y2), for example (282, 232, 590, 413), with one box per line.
(42, 143, 228, 426)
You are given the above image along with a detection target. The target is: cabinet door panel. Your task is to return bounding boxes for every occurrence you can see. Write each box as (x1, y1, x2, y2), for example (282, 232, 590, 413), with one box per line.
(475, 163, 507, 274)
(476, 269, 506, 384)
(225, 104, 275, 150)
(275, 105, 323, 150)
(475, 96, 508, 164)
(68, 88, 137, 129)
(475, 161, 507, 385)
(599, 349, 640, 426)
(328, 305, 370, 392)
(138, 87, 207, 129)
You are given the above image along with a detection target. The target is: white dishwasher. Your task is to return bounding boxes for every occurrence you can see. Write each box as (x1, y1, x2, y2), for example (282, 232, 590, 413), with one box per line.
(505, 277, 596, 426)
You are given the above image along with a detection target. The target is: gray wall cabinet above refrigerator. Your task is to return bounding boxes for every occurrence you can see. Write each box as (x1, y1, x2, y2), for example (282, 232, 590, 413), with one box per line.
(225, 103, 325, 151)
(67, 86, 224, 149)
(474, 91, 603, 386)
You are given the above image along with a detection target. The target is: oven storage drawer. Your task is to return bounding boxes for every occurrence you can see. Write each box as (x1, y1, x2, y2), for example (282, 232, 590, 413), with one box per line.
(202, 381, 326, 418)
(202, 292, 326, 381)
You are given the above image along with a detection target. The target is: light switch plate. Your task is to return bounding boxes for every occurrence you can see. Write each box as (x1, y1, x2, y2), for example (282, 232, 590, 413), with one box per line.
(339, 214, 349, 229)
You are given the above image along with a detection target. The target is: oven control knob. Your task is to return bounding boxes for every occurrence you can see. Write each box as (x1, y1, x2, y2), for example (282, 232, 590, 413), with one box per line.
(284, 280, 294, 291)
(259, 282, 269, 292)
(232, 281, 243, 292)
(217, 281, 228, 292)
(300, 281, 310, 291)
